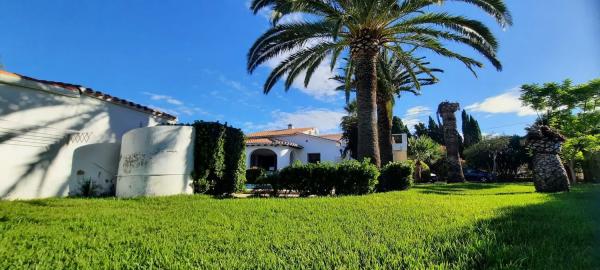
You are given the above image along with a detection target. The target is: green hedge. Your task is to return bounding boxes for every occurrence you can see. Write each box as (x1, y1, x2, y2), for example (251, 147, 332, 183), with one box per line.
(246, 168, 265, 184)
(265, 160, 379, 196)
(378, 161, 414, 191)
(191, 121, 245, 195)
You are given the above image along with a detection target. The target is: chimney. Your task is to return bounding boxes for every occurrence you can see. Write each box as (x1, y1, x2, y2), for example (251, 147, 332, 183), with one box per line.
(288, 124, 293, 129)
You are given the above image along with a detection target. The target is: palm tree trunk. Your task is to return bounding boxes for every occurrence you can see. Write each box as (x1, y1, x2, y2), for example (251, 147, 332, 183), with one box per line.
(438, 102, 465, 183)
(353, 48, 381, 168)
(377, 93, 394, 166)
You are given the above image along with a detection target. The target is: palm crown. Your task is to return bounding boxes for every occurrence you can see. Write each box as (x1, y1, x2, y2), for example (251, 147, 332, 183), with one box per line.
(248, 0, 511, 93)
(248, 0, 511, 166)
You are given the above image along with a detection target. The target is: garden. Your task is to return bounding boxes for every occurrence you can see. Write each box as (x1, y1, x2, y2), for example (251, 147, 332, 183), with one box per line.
(0, 183, 598, 269)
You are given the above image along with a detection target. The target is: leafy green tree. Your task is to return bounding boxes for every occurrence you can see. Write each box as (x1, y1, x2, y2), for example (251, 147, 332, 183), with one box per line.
(392, 116, 411, 138)
(521, 78, 600, 182)
(408, 136, 443, 182)
(464, 135, 530, 179)
(248, 0, 512, 167)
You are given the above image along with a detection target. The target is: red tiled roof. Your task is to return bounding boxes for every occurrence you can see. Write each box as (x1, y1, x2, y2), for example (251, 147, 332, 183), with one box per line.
(246, 137, 303, 149)
(0, 70, 177, 121)
(247, 127, 316, 138)
(319, 133, 343, 141)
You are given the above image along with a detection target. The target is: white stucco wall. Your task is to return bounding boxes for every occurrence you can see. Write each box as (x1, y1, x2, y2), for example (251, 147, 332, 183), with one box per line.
(246, 145, 293, 170)
(116, 126, 194, 198)
(278, 134, 344, 164)
(0, 78, 172, 199)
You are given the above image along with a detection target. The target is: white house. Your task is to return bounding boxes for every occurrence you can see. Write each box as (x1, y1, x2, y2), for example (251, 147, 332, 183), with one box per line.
(246, 125, 345, 171)
(0, 70, 176, 199)
(246, 125, 409, 171)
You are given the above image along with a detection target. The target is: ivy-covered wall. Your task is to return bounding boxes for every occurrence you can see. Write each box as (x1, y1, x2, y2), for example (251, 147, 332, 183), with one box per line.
(191, 121, 246, 195)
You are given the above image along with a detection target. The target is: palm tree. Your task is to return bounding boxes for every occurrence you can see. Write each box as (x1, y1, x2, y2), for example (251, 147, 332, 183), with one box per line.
(335, 53, 442, 166)
(408, 136, 442, 182)
(248, 0, 512, 167)
(437, 101, 464, 182)
(340, 100, 358, 159)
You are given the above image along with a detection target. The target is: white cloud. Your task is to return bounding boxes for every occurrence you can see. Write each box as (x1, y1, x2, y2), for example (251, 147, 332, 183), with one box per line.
(245, 108, 345, 134)
(142, 92, 184, 105)
(465, 87, 538, 116)
(401, 106, 432, 128)
(142, 92, 210, 118)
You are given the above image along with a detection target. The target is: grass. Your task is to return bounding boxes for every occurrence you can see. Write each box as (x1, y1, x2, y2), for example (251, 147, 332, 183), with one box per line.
(0, 183, 598, 269)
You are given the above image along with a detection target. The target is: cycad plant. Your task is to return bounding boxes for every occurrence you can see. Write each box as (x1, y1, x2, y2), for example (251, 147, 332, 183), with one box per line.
(248, 0, 511, 167)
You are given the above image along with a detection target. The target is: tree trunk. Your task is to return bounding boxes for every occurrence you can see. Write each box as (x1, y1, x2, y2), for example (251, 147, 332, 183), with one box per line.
(566, 159, 576, 184)
(377, 93, 394, 166)
(438, 102, 465, 182)
(353, 47, 381, 168)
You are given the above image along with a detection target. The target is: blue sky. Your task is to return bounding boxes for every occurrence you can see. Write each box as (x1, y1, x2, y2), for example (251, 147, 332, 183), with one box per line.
(0, 0, 598, 135)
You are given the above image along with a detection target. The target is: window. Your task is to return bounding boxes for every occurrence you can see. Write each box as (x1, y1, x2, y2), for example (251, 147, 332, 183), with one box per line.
(307, 153, 321, 164)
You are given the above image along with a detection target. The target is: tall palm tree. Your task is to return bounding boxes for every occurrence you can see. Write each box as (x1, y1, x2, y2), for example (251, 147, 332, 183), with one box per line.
(335, 53, 442, 165)
(248, 0, 512, 167)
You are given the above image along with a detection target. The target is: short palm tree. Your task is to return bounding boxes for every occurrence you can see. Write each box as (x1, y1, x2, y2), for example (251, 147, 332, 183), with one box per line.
(335, 53, 442, 165)
(248, 0, 511, 167)
(408, 135, 443, 181)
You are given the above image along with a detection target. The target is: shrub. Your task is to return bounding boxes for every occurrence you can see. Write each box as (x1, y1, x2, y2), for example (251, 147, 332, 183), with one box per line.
(378, 161, 414, 191)
(246, 168, 265, 184)
(304, 162, 337, 196)
(218, 126, 246, 194)
(335, 159, 379, 195)
(190, 121, 246, 195)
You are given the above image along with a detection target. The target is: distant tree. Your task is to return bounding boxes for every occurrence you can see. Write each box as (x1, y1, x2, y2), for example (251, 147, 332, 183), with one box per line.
(408, 136, 443, 182)
(464, 135, 530, 179)
(426, 116, 444, 145)
(341, 101, 358, 159)
(462, 110, 483, 148)
(392, 116, 411, 138)
(414, 122, 428, 138)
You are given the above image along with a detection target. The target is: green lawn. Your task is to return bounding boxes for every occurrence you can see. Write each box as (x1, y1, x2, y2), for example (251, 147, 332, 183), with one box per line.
(1, 183, 598, 269)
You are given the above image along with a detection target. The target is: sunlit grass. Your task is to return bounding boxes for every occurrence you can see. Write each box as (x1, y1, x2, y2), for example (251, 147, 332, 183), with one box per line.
(0, 183, 598, 269)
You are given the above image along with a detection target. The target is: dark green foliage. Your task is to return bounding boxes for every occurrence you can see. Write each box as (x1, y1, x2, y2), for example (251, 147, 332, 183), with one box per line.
(414, 122, 428, 138)
(340, 101, 358, 159)
(392, 116, 411, 138)
(191, 121, 246, 195)
(263, 160, 379, 196)
(427, 116, 445, 145)
(430, 156, 451, 182)
(77, 178, 98, 197)
(335, 159, 380, 195)
(219, 127, 247, 194)
(246, 168, 266, 184)
(378, 161, 414, 191)
(464, 135, 530, 180)
(462, 110, 483, 148)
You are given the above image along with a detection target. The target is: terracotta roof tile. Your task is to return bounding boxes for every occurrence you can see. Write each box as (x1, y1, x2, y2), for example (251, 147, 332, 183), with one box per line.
(0, 70, 177, 121)
(246, 137, 303, 149)
(247, 127, 316, 138)
(319, 133, 343, 141)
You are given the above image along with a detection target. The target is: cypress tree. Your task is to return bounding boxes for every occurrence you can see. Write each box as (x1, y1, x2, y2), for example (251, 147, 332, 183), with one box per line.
(427, 116, 444, 145)
(414, 123, 428, 138)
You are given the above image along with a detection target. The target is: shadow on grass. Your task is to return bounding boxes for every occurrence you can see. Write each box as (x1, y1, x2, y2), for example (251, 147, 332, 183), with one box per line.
(453, 184, 600, 269)
(412, 183, 534, 196)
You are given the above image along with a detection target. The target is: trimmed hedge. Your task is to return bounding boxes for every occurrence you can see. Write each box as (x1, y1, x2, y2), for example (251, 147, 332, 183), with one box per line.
(264, 160, 379, 196)
(191, 121, 245, 195)
(246, 168, 265, 184)
(378, 161, 414, 191)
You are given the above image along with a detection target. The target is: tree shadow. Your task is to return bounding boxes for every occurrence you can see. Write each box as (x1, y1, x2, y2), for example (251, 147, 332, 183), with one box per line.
(443, 184, 600, 269)
(412, 183, 523, 196)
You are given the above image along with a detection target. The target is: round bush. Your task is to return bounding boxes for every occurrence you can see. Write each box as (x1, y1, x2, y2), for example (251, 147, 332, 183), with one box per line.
(378, 161, 414, 191)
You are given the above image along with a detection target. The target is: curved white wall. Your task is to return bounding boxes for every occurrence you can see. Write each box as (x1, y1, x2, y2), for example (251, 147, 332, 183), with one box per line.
(69, 143, 120, 196)
(116, 126, 194, 198)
